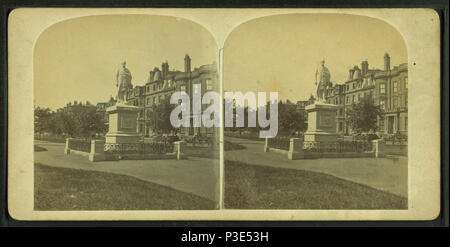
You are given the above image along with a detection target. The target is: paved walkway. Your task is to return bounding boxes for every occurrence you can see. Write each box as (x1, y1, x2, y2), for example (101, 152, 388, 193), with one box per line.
(34, 141, 219, 202)
(225, 137, 408, 198)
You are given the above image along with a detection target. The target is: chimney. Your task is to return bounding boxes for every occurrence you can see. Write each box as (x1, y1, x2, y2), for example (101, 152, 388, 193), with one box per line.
(184, 54, 191, 73)
(165, 61, 169, 75)
(149, 71, 155, 83)
(353, 66, 361, 79)
(361, 60, 368, 76)
(161, 62, 169, 79)
(384, 53, 390, 71)
(349, 69, 354, 80)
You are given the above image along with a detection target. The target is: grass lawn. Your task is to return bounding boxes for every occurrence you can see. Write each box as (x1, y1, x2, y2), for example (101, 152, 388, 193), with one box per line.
(225, 160, 407, 209)
(224, 141, 246, 151)
(34, 145, 48, 152)
(34, 163, 217, 210)
(184, 146, 219, 159)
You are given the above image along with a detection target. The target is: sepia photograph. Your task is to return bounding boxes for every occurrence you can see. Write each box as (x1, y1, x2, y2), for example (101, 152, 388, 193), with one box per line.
(223, 14, 408, 209)
(32, 14, 220, 210)
(6, 8, 441, 221)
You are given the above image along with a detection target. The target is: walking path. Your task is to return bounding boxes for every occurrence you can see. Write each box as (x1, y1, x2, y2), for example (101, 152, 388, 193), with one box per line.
(34, 141, 219, 202)
(225, 137, 408, 198)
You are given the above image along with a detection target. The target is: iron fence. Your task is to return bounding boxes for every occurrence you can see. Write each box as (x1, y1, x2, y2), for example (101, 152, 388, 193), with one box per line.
(104, 141, 174, 155)
(303, 140, 373, 153)
(382, 134, 408, 145)
(68, 139, 92, 153)
(267, 137, 291, 151)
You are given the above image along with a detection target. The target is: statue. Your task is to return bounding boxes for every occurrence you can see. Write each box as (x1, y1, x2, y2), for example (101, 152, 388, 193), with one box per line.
(314, 60, 331, 102)
(116, 61, 133, 103)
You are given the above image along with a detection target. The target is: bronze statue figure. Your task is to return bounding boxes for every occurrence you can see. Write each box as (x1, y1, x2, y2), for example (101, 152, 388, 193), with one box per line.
(116, 61, 133, 103)
(315, 60, 331, 102)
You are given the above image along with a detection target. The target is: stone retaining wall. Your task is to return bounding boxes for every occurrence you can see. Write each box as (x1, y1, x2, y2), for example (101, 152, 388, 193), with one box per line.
(264, 137, 404, 160)
(64, 138, 186, 162)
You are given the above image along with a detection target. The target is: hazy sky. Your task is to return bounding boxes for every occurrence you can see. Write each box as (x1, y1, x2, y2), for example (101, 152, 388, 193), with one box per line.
(223, 13, 408, 102)
(35, 13, 407, 110)
(35, 15, 217, 110)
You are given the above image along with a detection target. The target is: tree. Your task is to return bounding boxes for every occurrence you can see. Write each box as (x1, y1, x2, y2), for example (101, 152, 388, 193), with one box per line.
(71, 105, 107, 137)
(346, 95, 382, 134)
(55, 111, 77, 137)
(148, 97, 176, 135)
(277, 101, 307, 135)
(34, 106, 52, 137)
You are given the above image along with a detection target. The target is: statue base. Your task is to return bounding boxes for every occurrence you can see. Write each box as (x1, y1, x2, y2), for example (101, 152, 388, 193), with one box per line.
(105, 103, 141, 144)
(304, 103, 338, 142)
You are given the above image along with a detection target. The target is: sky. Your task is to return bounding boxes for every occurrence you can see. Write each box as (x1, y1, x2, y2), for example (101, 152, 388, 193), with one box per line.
(223, 13, 408, 103)
(34, 15, 217, 110)
(35, 13, 408, 110)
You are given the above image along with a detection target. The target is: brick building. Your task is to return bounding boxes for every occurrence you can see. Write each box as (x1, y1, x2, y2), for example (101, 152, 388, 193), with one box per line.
(97, 54, 218, 137)
(323, 53, 408, 136)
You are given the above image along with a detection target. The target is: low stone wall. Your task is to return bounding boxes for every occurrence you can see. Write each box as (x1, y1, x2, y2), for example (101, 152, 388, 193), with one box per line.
(264, 137, 377, 160)
(64, 138, 186, 162)
(373, 140, 407, 157)
(265, 147, 289, 155)
(68, 149, 90, 157)
(104, 153, 177, 161)
(302, 151, 374, 159)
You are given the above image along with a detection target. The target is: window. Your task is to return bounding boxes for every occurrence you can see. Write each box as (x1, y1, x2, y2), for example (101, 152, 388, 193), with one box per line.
(393, 81, 398, 93)
(352, 95, 355, 103)
(405, 78, 408, 89)
(206, 79, 213, 91)
(393, 97, 398, 108)
(380, 83, 386, 94)
(380, 99, 385, 109)
(346, 96, 349, 104)
(180, 85, 186, 92)
(379, 118, 385, 131)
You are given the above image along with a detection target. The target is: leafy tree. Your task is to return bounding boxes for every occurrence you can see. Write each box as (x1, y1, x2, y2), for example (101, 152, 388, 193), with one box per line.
(55, 111, 77, 137)
(277, 101, 307, 135)
(34, 106, 52, 137)
(346, 95, 382, 134)
(35, 103, 107, 138)
(148, 97, 176, 135)
(70, 105, 107, 137)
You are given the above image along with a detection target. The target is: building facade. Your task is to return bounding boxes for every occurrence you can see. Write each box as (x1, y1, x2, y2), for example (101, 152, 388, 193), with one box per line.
(322, 53, 408, 136)
(98, 54, 219, 138)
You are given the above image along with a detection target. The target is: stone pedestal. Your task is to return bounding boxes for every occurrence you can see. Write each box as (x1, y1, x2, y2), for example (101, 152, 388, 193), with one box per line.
(264, 137, 269, 152)
(64, 138, 71, 155)
(174, 141, 186, 160)
(288, 138, 304, 160)
(89, 140, 106, 162)
(105, 103, 141, 144)
(372, 139, 385, 158)
(304, 103, 338, 142)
